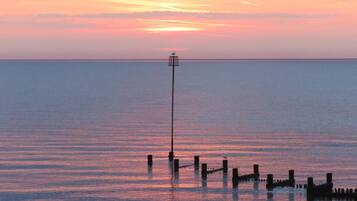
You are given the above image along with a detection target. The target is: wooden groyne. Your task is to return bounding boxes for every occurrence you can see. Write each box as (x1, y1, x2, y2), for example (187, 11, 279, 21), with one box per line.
(266, 170, 295, 190)
(307, 174, 333, 199)
(306, 173, 357, 200)
(201, 159, 228, 178)
(147, 154, 356, 200)
(232, 164, 260, 187)
(173, 159, 195, 173)
(329, 188, 357, 199)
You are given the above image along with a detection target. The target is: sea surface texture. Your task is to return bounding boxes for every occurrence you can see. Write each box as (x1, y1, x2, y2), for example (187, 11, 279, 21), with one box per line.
(0, 60, 356, 201)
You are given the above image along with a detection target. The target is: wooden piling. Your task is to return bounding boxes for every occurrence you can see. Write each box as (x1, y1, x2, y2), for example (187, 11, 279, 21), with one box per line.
(307, 177, 314, 198)
(289, 170, 295, 186)
(194, 156, 199, 169)
(223, 160, 228, 174)
(147, 155, 153, 166)
(174, 159, 179, 172)
(201, 163, 207, 178)
(326, 173, 332, 184)
(254, 164, 259, 180)
(308, 177, 314, 186)
(266, 174, 274, 190)
(232, 168, 239, 187)
(307, 177, 314, 188)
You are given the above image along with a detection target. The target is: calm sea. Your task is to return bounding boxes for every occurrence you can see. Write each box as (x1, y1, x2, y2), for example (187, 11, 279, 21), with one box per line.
(0, 60, 356, 201)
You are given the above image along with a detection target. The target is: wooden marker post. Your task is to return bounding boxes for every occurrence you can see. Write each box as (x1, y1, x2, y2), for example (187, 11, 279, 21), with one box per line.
(168, 53, 179, 161)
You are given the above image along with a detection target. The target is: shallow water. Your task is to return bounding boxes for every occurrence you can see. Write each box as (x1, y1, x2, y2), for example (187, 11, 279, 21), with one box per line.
(0, 60, 356, 200)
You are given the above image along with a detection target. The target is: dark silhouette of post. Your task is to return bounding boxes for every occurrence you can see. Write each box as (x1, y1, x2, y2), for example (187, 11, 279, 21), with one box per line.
(307, 177, 314, 200)
(174, 159, 180, 173)
(168, 53, 179, 161)
(266, 174, 274, 190)
(232, 168, 239, 187)
(326, 173, 332, 184)
(223, 160, 228, 174)
(201, 163, 207, 178)
(147, 155, 153, 167)
(326, 173, 333, 193)
(194, 156, 200, 169)
(254, 164, 260, 180)
(289, 170, 295, 186)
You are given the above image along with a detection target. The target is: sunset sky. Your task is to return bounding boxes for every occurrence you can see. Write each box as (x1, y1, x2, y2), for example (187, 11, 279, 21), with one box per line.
(1, 0, 357, 59)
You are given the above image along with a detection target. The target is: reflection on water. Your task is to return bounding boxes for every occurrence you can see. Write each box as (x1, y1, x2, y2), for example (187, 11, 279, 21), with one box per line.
(0, 60, 357, 200)
(223, 173, 228, 189)
(147, 166, 153, 179)
(289, 189, 295, 201)
(253, 181, 259, 200)
(201, 177, 208, 188)
(232, 188, 239, 201)
(222, 174, 228, 200)
(267, 191, 274, 201)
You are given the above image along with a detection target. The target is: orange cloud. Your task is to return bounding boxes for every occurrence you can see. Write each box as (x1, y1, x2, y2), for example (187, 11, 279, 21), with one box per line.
(136, 19, 225, 32)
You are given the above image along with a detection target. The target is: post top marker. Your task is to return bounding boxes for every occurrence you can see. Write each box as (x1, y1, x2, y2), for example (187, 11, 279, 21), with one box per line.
(169, 53, 179, 67)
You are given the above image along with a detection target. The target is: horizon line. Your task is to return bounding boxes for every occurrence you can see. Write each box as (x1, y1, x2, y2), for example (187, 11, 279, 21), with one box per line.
(1, 58, 357, 62)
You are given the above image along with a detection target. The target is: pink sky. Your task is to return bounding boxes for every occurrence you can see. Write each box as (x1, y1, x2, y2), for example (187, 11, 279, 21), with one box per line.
(1, 0, 357, 59)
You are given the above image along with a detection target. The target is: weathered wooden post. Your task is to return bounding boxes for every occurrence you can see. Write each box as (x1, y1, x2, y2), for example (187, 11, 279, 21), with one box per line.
(254, 164, 259, 180)
(289, 170, 295, 186)
(266, 174, 274, 190)
(232, 168, 239, 187)
(307, 177, 314, 188)
(194, 156, 200, 169)
(307, 177, 314, 199)
(147, 155, 153, 166)
(326, 173, 332, 184)
(223, 160, 228, 174)
(174, 159, 179, 173)
(326, 173, 333, 193)
(201, 163, 207, 178)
